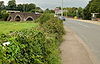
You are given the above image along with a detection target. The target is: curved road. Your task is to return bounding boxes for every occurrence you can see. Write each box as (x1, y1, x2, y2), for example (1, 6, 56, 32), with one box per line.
(64, 19, 100, 63)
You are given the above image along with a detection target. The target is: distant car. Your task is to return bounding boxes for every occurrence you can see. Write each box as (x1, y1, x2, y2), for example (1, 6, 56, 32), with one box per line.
(59, 16, 66, 21)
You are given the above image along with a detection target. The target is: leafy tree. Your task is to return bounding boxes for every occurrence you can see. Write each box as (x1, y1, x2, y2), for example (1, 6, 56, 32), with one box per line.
(27, 3, 36, 12)
(35, 7, 43, 13)
(77, 7, 83, 18)
(83, 0, 100, 20)
(63, 7, 83, 18)
(7, 0, 16, 10)
(45, 8, 55, 13)
(0, 10, 9, 20)
(17, 4, 23, 12)
(56, 7, 61, 10)
(0, 1, 5, 11)
(66, 7, 77, 17)
(30, 7, 43, 13)
(17, 3, 36, 12)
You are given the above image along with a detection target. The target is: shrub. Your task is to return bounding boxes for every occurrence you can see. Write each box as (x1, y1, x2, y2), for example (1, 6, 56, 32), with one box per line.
(42, 17, 65, 43)
(0, 28, 46, 64)
(0, 13, 64, 64)
(35, 13, 53, 24)
(0, 26, 61, 64)
(0, 10, 9, 21)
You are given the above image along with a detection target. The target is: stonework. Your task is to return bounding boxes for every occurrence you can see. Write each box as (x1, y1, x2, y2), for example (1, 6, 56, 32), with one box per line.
(7, 12, 41, 21)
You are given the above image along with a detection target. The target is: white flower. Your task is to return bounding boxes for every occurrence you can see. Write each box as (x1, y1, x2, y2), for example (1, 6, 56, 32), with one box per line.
(3, 42, 10, 46)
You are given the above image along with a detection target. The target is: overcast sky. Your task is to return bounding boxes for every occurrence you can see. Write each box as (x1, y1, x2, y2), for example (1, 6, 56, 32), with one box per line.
(0, 0, 91, 9)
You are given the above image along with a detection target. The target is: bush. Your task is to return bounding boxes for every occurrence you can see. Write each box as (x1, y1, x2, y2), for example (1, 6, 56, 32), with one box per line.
(42, 17, 65, 43)
(0, 10, 9, 21)
(35, 13, 53, 24)
(0, 27, 61, 64)
(0, 13, 64, 64)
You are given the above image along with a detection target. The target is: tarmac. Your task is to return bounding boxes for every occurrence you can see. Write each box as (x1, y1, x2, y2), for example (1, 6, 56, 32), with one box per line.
(60, 26, 98, 64)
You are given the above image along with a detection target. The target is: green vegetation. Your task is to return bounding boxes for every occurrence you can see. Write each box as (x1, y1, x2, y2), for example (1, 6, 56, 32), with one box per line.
(83, 0, 100, 20)
(60, 0, 100, 20)
(56, 7, 83, 18)
(65, 7, 83, 18)
(0, 0, 42, 12)
(0, 21, 38, 34)
(0, 10, 9, 20)
(0, 13, 65, 64)
(0, 0, 43, 20)
(35, 13, 53, 24)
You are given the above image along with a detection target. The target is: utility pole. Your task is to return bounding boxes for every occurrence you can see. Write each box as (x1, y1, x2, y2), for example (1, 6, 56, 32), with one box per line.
(76, 10, 78, 18)
(61, 0, 63, 16)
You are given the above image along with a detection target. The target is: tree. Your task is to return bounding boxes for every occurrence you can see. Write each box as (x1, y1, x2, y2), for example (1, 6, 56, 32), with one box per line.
(30, 7, 43, 13)
(45, 8, 50, 13)
(17, 4, 23, 11)
(44, 8, 55, 13)
(35, 7, 43, 13)
(66, 7, 77, 17)
(56, 7, 61, 10)
(83, 0, 100, 20)
(17, 3, 36, 12)
(7, 0, 16, 10)
(0, 1, 5, 11)
(27, 3, 36, 12)
(77, 7, 83, 18)
(0, 10, 9, 20)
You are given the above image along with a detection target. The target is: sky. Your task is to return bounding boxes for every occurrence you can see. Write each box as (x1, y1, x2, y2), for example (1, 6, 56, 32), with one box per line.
(0, 0, 91, 9)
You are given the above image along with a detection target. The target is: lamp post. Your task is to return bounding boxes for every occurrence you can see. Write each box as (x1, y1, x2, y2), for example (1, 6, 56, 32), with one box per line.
(61, 0, 63, 16)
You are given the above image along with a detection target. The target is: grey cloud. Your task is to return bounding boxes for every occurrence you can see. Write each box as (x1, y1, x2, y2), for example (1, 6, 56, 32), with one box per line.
(1, 0, 91, 9)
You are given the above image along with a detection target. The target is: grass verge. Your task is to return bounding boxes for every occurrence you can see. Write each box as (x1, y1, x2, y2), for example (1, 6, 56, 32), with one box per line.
(0, 21, 38, 34)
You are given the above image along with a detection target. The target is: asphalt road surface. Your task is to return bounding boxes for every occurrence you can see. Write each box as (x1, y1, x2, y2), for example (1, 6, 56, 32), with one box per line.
(64, 19, 100, 62)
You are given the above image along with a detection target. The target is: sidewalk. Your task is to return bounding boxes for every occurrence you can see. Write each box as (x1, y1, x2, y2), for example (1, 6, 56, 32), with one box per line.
(60, 26, 98, 64)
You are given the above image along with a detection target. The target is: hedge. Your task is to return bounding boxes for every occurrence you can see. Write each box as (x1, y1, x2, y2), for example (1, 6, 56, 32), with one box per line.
(0, 13, 65, 64)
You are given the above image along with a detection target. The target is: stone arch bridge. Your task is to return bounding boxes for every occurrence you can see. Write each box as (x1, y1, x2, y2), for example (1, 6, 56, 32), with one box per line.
(7, 12, 41, 21)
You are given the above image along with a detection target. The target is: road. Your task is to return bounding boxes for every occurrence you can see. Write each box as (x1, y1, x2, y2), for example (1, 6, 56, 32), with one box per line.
(64, 19, 100, 62)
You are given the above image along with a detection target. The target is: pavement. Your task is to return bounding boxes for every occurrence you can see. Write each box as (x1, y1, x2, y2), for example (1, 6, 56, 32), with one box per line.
(60, 19, 100, 64)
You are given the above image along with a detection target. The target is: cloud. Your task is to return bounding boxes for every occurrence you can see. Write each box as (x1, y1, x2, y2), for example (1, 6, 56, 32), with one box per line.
(0, 0, 91, 9)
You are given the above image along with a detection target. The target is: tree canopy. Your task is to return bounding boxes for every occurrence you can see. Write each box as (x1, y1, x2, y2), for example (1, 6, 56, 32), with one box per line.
(0, 1, 5, 11)
(0, 0, 42, 13)
(7, 0, 16, 10)
(63, 7, 83, 18)
(83, 0, 100, 20)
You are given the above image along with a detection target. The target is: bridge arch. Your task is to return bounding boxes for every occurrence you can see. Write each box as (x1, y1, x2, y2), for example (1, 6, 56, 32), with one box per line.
(14, 15, 22, 21)
(25, 16, 34, 21)
(7, 16, 12, 21)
